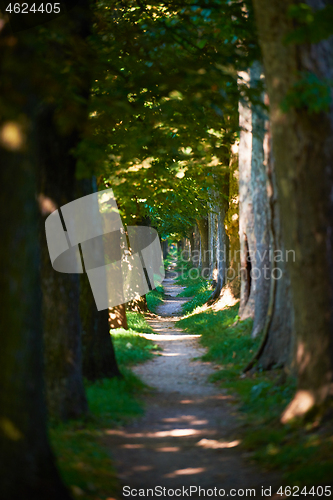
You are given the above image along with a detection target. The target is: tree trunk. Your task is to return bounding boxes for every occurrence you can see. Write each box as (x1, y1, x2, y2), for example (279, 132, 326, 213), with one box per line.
(109, 304, 128, 330)
(77, 178, 122, 380)
(226, 144, 240, 280)
(0, 106, 71, 499)
(37, 106, 88, 421)
(253, 0, 333, 418)
(250, 62, 271, 338)
(210, 202, 229, 301)
(162, 239, 169, 260)
(238, 69, 256, 320)
(208, 207, 217, 280)
(196, 216, 209, 278)
(189, 228, 195, 265)
(245, 118, 294, 373)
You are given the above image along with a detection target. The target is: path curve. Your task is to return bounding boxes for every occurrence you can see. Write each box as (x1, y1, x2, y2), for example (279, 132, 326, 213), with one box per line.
(105, 275, 279, 499)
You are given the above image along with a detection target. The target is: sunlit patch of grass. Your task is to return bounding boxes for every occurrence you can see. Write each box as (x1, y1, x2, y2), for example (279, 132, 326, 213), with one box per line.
(146, 285, 164, 313)
(178, 304, 256, 365)
(181, 289, 213, 314)
(112, 311, 161, 366)
(126, 311, 154, 334)
(178, 280, 210, 298)
(112, 331, 160, 366)
(177, 300, 333, 487)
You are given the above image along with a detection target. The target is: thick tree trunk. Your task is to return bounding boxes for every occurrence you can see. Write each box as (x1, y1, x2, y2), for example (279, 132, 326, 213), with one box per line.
(196, 216, 209, 278)
(250, 62, 271, 338)
(245, 121, 294, 372)
(208, 207, 217, 280)
(162, 239, 169, 260)
(253, 0, 333, 418)
(0, 115, 71, 498)
(209, 178, 229, 301)
(77, 178, 122, 380)
(109, 305, 128, 329)
(238, 70, 256, 320)
(225, 144, 240, 280)
(188, 228, 196, 265)
(193, 224, 201, 267)
(81, 271, 122, 378)
(126, 295, 148, 313)
(37, 106, 88, 421)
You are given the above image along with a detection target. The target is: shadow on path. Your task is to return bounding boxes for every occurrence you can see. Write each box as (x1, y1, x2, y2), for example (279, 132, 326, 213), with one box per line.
(104, 270, 280, 499)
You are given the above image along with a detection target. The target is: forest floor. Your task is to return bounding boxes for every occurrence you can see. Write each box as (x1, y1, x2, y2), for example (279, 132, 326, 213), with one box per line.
(104, 273, 280, 499)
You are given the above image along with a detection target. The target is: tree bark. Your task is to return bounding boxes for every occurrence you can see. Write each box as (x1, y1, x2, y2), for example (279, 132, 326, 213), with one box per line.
(77, 178, 122, 380)
(189, 229, 195, 264)
(0, 84, 71, 499)
(238, 69, 256, 320)
(253, 0, 333, 418)
(208, 207, 217, 280)
(252, 119, 295, 372)
(109, 305, 128, 330)
(196, 216, 210, 278)
(162, 239, 169, 260)
(37, 106, 88, 421)
(250, 62, 271, 338)
(209, 180, 229, 301)
(225, 145, 240, 280)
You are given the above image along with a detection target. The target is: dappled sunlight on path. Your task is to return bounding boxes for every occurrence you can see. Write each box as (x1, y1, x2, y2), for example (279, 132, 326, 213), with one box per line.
(104, 272, 279, 499)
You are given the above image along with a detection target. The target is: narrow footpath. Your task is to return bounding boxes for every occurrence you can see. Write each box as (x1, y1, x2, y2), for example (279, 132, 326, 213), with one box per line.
(105, 274, 280, 499)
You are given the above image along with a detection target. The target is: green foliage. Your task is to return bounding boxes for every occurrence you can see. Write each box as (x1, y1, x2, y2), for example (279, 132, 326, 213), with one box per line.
(74, 0, 259, 234)
(146, 285, 164, 313)
(281, 72, 332, 114)
(112, 312, 161, 366)
(286, 4, 333, 44)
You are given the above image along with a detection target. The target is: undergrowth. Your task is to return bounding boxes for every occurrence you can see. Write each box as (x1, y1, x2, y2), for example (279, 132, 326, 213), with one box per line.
(50, 312, 156, 500)
(177, 297, 333, 487)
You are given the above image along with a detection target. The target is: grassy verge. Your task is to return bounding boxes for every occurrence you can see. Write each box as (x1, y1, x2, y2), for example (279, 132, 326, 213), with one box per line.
(112, 311, 161, 366)
(177, 302, 333, 487)
(175, 260, 213, 315)
(50, 312, 158, 500)
(146, 285, 164, 313)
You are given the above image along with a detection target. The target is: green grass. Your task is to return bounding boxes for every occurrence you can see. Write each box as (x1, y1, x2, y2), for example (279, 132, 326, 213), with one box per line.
(177, 304, 256, 368)
(172, 260, 214, 314)
(112, 311, 161, 366)
(50, 371, 147, 500)
(177, 301, 333, 487)
(181, 289, 213, 314)
(50, 312, 158, 500)
(146, 285, 164, 313)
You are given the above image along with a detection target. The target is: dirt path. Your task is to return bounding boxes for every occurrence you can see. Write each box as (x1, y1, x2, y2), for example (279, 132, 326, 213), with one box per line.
(105, 275, 279, 499)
